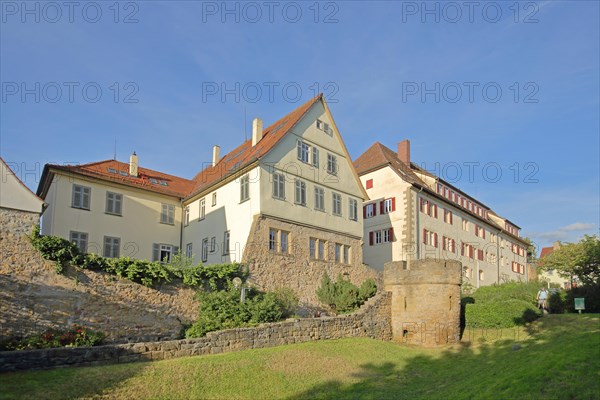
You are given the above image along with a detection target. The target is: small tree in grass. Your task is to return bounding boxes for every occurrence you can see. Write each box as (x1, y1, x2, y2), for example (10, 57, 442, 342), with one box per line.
(316, 272, 377, 314)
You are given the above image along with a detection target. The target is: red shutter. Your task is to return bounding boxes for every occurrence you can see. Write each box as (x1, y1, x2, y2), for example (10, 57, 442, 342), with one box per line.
(380, 201, 384, 214)
(482, 229, 486, 239)
(461, 243, 465, 256)
(452, 239, 456, 253)
(449, 212, 453, 225)
(391, 197, 396, 212)
(469, 246, 474, 259)
(423, 229, 427, 244)
(434, 233, 438, 248)
(389, 227, 394, 241)
(369, 232, 374, 246)
(427, 202, 431, 215)
(366, 179, 373, 189)
(363, 206, 367, 219)
(434, 205, 438, 218)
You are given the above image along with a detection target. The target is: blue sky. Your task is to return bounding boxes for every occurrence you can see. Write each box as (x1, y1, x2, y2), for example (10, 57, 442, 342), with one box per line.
(1, 0, 598, 252)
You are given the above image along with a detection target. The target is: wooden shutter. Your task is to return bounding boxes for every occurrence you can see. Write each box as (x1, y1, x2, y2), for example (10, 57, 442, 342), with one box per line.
(391, 197, 396, 212)
(363, 206, 367, 219)
(389, 227, 394, 241)
(433, 205, 438, 218)
(434, 233, 438, 248)
(423, 229, 427, 244)
(380, 201, 384, 214)
(450, 212, 453, 225)
(369, 232, 374, 246)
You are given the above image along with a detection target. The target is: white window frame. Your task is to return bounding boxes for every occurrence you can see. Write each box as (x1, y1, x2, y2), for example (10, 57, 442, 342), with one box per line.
(201, 238, 208, 262)
(184, 206, 190, 226)
(273, 172, 285, 200)
(240, 174, 250, 203)
(312, 146, 319, 168)
(161, 203, 175, 225)
(314, 186, 325, 211)
(297, 140, 310, 163)
(212, 192, 217, 206)
(103, 236, 120, 258)
(349, 198, 358, 221)
(327, 153, 338, 175)
(72, 184, 91, 210)
(295, 179, 306, 206)
(383, 198, 393, 214)
(366, 203, 375, 218)
(105, 191, 122, 216)
(185, 243, 193, 258)
(70, 231, 88, 253)
(223, 231, 230, 255)
(332, 192, 342, 216)
(199, 198, 206, 220)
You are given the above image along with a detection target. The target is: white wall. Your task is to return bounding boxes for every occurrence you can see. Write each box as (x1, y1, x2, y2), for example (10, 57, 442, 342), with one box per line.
(40, 172, 182, 261)
(0, 159, 44, 214)
(182, 166, 261, 264)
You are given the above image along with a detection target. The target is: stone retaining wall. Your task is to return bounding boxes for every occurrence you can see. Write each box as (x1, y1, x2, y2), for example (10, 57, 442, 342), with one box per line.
(0, 291, 392, 371)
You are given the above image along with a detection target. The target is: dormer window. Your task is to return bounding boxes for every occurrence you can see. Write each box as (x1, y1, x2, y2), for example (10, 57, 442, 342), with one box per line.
(107, 167, 117, 174)
(316, 119, 332, 135)
(149, 178, 158, 184)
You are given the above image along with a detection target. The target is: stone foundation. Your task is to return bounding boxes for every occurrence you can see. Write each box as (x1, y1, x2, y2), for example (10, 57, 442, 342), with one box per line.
(243, 214, 382, 313)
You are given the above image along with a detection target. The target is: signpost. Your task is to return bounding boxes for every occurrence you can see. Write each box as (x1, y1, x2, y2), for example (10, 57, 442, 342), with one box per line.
(574, 298, 585, 314)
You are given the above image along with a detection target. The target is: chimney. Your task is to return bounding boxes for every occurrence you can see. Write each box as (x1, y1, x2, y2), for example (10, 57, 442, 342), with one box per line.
(398, 140, 410, 165)
(129, 152, 138, 177)
(212, 145, 220, 167)
(553, 241, 561, 250)
(252, 118, 263, 146)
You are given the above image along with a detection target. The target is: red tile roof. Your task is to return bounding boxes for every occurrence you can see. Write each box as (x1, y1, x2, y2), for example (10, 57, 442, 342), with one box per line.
(39, 159, 195, 198)
(540, 246, 554, 258)
(187, 94, 323, 200)
(37, 94, 324, 201)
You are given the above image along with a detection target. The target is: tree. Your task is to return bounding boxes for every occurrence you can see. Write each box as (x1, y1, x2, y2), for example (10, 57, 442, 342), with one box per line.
(539, 235, 600, 285)
(523, 236, 538, 263)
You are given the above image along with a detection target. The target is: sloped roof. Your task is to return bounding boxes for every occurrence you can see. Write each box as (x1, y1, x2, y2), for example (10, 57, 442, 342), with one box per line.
(187, 94, 323, 200)
(39, 159, 195, 198)
(540, 246, 554, 258)
(353, 142, 425, 185)
(1, 157, 45, 213)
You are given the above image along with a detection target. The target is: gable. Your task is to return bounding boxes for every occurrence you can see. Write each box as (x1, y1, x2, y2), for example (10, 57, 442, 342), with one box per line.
(0, 158, 45, 214)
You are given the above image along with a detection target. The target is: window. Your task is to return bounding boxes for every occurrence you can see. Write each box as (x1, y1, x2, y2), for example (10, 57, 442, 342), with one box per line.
(312, 147, 319, 168)
(327, 153, 337, 175)
(462, 219, 469, 232)
(72, 184, 91, 210)
(185, 243, 193, 258)
(335, 243, 342, 262)
(223, 231, 230, 255)
(199, 198, 206, 220)
(332, 192, 342, 216)
(153, 243, 176, 263)
(184, 207, 190, 226)
(297, 140, 310, 163)
(273, 172, 285, 200)
(479, 270, 484, 281)
(105, 192, 122, 215)
(295, 179, 306, 205)
(419, 198, 436, 217)
(343, 245, 350, 264)
(240, 174, 250, 202)
(316, 119, 331, 134)
(364, 203, 376, 218)
(443, 236, 455, 253)
(314, 186, 325, 211)
(422, 229, 438, 247)
(366, 179, 373, 189)
(202, 239, 208, 262)
(269, 229, 277, 252)
(490, 232, 497, 243)
(309, 238, 327, 260)
(349, 198, 358, 221)
(461, 242, 474, 259)
(212, 192, 217, 206)
(477, 249, 484, 261)
(382, 198, 394, 214)
(210, 237, 216, 253)
(369, 228, 393, 245)
(475, 225, 486, 239)
(70, 231, 88, 253)
(104, 236, 120, 258)
(444, 209, 453, 224)
(161, 204, 175, 224)
(280, 231, 289, 254)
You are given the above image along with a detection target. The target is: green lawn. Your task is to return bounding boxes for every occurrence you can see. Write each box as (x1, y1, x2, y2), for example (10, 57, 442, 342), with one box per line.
(1, 314, 599, 400)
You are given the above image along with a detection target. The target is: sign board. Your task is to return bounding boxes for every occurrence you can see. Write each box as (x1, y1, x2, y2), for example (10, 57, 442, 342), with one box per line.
(574, 298, 585, 310)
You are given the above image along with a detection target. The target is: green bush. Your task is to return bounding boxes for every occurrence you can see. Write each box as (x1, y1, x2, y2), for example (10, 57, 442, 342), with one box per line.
(272, 288, 299, 319)
(463, 282, 542, 328)
(30, 226, 247, 289)
(1, 324, 104, 351)
(316, 273, 377, 314)
(565, 284, 600, 313)
(548, 291, 568, 314)
(185, 287, 294, 338)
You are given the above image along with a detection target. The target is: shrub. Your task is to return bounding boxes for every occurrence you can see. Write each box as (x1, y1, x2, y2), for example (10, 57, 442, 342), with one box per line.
(548, 290, 568, 314)
(463, 282, 542, 328)
(316, 273, 377, 314)
(185, 287, 292, 338)
(30, 226, 247, 289)
(1, 325, 104, 351)
(565, 284, 600, 313)
(465, 299, 541, 328)
(272, 288, 299, 319)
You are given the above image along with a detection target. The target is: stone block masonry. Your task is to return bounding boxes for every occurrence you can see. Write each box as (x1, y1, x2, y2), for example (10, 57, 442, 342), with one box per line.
(0, 208, 199, 344)
(0, 292, 392, 371)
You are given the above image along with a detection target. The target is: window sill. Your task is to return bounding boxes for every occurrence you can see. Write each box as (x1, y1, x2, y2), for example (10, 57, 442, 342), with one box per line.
(239, 198, 250, 204)
(159, 221, 175, 226)
(72, 206, 90, 211)
(105, 212, 122, 217)
(272, 196, 286, 201)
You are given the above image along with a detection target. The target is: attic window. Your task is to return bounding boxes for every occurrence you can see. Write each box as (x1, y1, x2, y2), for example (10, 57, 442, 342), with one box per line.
(159, 180, 168, 186)
(316, 120, 332, 135)
(107, 167, 117, 174)
(149, 178, 159, 184)
(119, 171, 128, 176)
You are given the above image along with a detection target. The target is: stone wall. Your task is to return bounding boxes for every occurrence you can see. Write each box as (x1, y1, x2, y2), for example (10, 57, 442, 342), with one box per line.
(243, 214, 382, 314)
(0, 209, 199, 344)
(384, 259, 462, 346)
(0, 291, 392, 371)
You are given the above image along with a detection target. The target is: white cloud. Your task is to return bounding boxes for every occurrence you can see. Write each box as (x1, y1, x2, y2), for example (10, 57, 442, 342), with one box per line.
(528, 222, 596, 246)
(561, 222, 595, 232)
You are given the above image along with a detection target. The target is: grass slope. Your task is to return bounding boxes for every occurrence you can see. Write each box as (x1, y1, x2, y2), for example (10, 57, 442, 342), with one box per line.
(1, 315, 598, 400)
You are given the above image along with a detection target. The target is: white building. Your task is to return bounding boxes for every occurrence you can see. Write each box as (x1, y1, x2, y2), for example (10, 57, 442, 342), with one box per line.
(354, 140, 530, 287)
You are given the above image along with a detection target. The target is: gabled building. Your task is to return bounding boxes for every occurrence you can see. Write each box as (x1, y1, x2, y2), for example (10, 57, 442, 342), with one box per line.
(36, 95, 378, 306)
(354, 140, 530, 287)
(37, 156, 194, 261)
